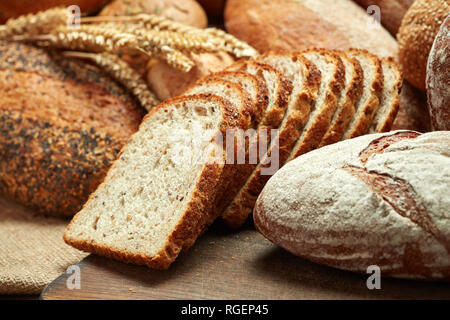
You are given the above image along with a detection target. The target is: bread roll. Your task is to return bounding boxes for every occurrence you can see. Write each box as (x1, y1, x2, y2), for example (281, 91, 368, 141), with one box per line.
(397, 0, 450, 91)
(426, 13, 450, 130)
(225, 0, 397, 58)
(0, 41, 144, 217)
(254, 130, 450, 280)
(353, 0, 414, 36)
(146, 52, 234, 100)
(0, 0, 110, 23)
(99, 0, 207, 28)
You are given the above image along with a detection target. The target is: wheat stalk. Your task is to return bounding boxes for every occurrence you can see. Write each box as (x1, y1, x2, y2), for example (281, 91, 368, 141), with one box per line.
(2, 8, 259, 73)
(0, 7, 69, 39)
(63, 51, 160, 112)
(84, 13, 259, 58)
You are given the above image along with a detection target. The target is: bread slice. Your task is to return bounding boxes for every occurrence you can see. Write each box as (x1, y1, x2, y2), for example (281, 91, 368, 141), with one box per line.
(184, 78, 254, 118)
(214, 60, 293, 216)
(64, 94, 245, 269)
(183, 79, 257, 212)
(221, 52, 321, 228)
(227, 61, 293, 128)
(287, 50, 345, 160)
(368, 57, 402, 133)
(204, 71, 268, 124)
(319, 51, 364, 146)
(342, 49, 384, 139)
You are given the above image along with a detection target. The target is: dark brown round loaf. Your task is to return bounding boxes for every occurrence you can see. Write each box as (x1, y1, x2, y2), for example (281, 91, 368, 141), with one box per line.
(0, 41, 144, 217)
(397, 0, 450, 91)
(0, 0, 110, 23)
(426, 13, 450, 130)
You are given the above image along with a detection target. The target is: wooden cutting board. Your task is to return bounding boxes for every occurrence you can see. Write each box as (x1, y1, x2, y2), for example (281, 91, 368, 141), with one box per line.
(41, 219, 450, 300)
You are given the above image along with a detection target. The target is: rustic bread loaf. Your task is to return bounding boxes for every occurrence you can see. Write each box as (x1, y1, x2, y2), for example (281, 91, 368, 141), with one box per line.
(225, 0, 397, 58)
(147, 52, 234, 100)
(99, 0, 207, 28)
(426, 13, 450, 131)
(0, 0, 109, 23)
(64, 94, 245, 269)
(319, 51, 363, 146)
(397, 0, 450, 91)
(342, 49, 383, 139)
(287, 50, 345, 159)
(353, 0, 414, 36)
(0, 41, 143, 217)
(254, 130, 450, 280)
(221, 52, 321, 228)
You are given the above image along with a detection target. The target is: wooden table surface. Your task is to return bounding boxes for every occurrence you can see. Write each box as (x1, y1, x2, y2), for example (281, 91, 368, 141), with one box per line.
(41, 219, 450, 300)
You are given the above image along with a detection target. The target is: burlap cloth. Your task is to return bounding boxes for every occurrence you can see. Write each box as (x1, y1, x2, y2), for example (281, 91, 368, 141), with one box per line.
(0, 196, 87, 295)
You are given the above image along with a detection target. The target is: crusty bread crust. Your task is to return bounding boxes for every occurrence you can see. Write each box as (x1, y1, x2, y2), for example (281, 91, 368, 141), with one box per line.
(254, 130, 450, 280)
(343, 49, 384, 139)
(64, 94, 245, 269)
(221, 51, 321, 228)
(319, 52, 363, 146)
(369, 57, 403, 133)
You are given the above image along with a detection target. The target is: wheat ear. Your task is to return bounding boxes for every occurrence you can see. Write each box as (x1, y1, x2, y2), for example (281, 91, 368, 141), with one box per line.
(17, 24, 194, 71)
(64, 51, 160, 112)
(0, 7, 69, 39)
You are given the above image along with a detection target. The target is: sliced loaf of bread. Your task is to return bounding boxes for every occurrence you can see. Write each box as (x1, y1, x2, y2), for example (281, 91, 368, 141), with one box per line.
(221, 52, 321, 228)
(319, 51, 363, 146)
(215, 60, 293, 217)
(368, 57, 402, 133)
(342, 49, 384, 139)
(183, 79, 257, 211)
(287, 50, 345, 160)
(64, 94, 245, 269)
(204, 71, 268, 124)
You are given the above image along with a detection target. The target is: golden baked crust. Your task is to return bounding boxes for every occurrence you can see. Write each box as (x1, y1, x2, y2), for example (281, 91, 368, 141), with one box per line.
(221, 51, 321, 228)
(398, 0, 450, 91)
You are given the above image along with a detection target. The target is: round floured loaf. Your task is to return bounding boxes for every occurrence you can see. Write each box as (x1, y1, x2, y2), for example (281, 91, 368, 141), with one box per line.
(426, 13, 450, 131)
(254, 130, 450, 280)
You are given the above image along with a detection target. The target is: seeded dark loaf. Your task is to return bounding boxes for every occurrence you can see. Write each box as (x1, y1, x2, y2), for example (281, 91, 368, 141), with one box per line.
(0, 41, 144, 217)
